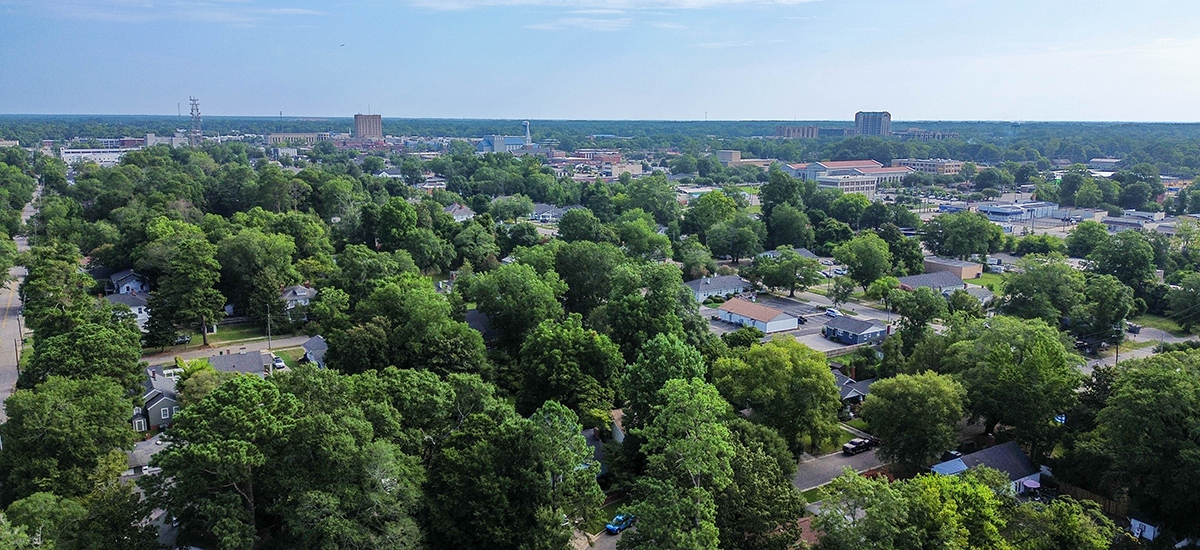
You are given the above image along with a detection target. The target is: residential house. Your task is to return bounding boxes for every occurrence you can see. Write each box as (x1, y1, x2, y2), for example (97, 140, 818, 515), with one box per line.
(822, 316, 888, 345)
(466, 308, 502, 347)
(931, 441, 1040, 494)
(375, 169, 406, 179)
(685, 275, 749, 302)
(444, 203, 476, 222)
(302, 335, 328, 368)
(923, 257, 983, 280)
(718, 299, 799, 333)
(208, 350, 276, 377)
(281, 285, 318, 310)
(529, 203, 580, 223)
(946, 286, 995, 306)
(109, 269, 149, 295)
(106, 292, 150, 332)
(897, 271, 967, 293)
(133, 366, 179, 433)
(757, 247, 819, 260)
(831, 367, 875, 404)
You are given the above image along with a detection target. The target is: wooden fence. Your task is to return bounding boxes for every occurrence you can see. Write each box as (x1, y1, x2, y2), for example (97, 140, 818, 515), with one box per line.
(1055, 480, 1128, 517)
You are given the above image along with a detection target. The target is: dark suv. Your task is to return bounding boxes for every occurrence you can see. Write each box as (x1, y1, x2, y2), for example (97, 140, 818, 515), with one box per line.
(842, 438, 876, 456)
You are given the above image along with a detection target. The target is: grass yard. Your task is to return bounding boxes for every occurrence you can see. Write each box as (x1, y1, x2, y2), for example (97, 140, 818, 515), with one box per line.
(804, 429, 856, 456)
(583, 499, 628, 534)
(971, 272, 1006, 292)
(273, 347, 305, 368)
(801, 487, 825, 503)
(1131, 314, 1193, 336)
(846, 419, 871, 433)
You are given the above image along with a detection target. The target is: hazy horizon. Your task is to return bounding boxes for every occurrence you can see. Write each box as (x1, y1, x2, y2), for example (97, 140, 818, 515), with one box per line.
(3, 0, 1200, 121)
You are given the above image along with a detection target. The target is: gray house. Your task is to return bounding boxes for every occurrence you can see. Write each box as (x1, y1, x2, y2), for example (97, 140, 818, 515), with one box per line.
(931, 441, 1040, 495)
(209, 350, 276, 377)
(832, 368, 876, 404)
(898, 271, 967, 293)
(109, 269, 149, 295)
(302, 335, 328, 369)
(281, 285, 318, 310)
(106, 292, 150, 332)
(823, 316, 888, 345)
(133, 366, 179, 433)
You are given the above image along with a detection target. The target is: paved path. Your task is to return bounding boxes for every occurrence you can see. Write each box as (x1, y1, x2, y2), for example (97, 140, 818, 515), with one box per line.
(793, 446, 882, 491)
(0, 189, 38, 422)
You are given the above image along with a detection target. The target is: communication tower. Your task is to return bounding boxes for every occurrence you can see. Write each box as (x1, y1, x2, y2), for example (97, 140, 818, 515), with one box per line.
(189, 97, 202, 147)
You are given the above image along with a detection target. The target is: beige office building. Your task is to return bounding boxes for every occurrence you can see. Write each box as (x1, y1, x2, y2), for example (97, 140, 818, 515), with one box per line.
(354, 114, 383, 139)
(892, 158, 964, 175)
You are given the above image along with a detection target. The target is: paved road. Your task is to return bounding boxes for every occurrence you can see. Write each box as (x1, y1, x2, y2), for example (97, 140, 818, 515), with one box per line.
(0, 191, 38, 422)
(793, 448, 883, 491)
(143, 335, 311, 367)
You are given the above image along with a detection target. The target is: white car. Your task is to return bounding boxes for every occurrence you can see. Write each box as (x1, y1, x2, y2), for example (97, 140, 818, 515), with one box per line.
(825, 309, 843, 317)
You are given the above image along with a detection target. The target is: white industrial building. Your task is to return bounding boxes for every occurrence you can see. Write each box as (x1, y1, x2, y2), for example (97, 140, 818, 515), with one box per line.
(718, 299, 798, 333)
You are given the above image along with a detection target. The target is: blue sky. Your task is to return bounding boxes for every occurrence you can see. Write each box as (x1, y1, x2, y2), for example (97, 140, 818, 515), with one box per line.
(2, 0, 1199, 121)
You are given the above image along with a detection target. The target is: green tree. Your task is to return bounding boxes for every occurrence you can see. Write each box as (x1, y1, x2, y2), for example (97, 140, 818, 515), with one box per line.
(829, 193, 870, 228)
(714, 419, 806, 550)
(999, 254, 1086, 325)
(876, 224, 923, 276)
(558, 207, 614, 244)
(216, 228, 299, 315)
(1167, 271, 1200, 331)
(722, 326, 764, 349)
(516, 314, 623, 426)
(833, 232, 893, 291)
(758, 247, 822, 297)
(622, 333, 707, 430)
(679, 238, 718, 281)
(1068, 274, 1135, 344)
(488, 194, 535, 221)
(829, 276, 856, 309)
(861, 372, 966, 472)
(813, 217, 853, 256)
(712, 338, 841, 452)
(378, 196, 418, 250)
(22, 314, 145, 393)
(947, 289, 985, 318)
(921, 211, 1004, 259)
(708, 219, 763, 265)
(684, 191, 738, 240)
(453, 221, 500, 268)
(1065, 220, 1110, 258)
(767, 203, 814, 250)
(467, 262, 565, 351)
(0, 377, 136, 504)
(402, 227, 455, 274)
(1087, 230, 1155, 292)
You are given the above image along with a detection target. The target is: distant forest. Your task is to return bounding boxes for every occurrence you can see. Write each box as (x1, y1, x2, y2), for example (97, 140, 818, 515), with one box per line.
(5, 115, 1200, 176)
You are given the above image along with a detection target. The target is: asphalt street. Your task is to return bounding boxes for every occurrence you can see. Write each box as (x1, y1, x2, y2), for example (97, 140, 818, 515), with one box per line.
(0, 193, 37, 422)
(792, 447, 883, 491)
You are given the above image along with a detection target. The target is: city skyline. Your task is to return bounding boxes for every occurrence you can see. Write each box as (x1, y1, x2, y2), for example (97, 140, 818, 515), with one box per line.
(2, 0, 1200, 121)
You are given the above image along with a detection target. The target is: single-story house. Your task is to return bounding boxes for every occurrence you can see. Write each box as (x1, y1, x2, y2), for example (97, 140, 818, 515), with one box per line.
(718, 299, 798, 333)
(133, 366, 179, 433)
(109, 269, 149, 295)
(757, 247, 819, 260)
(945, 286, 995, 305)
(831, 368, 875, 404)
(281, 285, 318, 310)
(685, 275, 749, 302)
(898, 271, 967, 293)
(444, 203, 476, 222)
(466, 308, 502, 347)
(302, 335, 328, 368)
(208, 350, 276, 377)
(376, 169, 405, 179)
(529, 203, 581, 223)
(823, 316, 888, 345)
(931, 441, 1040, 494)
(923, 257, 982, 280)
(106, 292, 150, 332)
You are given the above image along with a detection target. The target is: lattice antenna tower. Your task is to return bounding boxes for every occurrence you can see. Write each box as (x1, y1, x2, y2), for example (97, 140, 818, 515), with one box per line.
(189, 97, 202, 147)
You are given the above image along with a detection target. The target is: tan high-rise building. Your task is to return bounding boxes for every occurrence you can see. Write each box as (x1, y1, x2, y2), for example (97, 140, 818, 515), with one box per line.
(854, 111, 891, 136)
(354, 114, 383, 139)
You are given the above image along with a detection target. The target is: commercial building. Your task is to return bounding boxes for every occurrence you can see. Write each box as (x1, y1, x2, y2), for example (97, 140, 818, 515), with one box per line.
(892, 158, 964, 175)
(898, 271, 968, 292)
(854, 111, 892, 136)
(775, 126, 819, 139)
(716, 150, 741, 166)
(0, 140, 18, 148)
(856, 166, 913, 185)
(893, 128, 959, 141)
(145, 133, 189, 147)
(923, 257, 983, 280)
(823, 316, 888, 345)
(817, 174, 878, 200)
(1088, 158, 1122, 170)
(798, 160, 883, 181)
(354, 114, 383, 139)
(718, 299, 798, 334)
(975, 201, 1059, 222)
(60, 148, 135, 166)
(266, 133, 331, 146)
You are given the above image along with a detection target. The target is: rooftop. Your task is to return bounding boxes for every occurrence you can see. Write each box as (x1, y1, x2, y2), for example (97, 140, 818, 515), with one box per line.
(932, 441, 1038, 482)
(719, 298, 793, 323)
(924, 257, 979, 268)
(898, 271, 966, 290)
(208, 351, 274, 376)
(684, 275, 748, 292)
(824, 315, 884, 335)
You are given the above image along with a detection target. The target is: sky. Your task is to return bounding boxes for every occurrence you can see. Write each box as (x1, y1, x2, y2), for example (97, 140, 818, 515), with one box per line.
(2, 0, 1200, 121)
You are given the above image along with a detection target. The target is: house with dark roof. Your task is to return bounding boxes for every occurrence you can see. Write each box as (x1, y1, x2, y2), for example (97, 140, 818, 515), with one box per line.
(281, 285, 318, 310)
(831, 368, 875, 404)
(376, 169, 406, 179)
(718, 299, 798, 333)
(133, 366, 179, 432)
(466, 308, 502, 347)
(685, 275, 749, 302)
(529, 203, 581, 223)
(823, 316, 888, 345)
(106, 292, 150, 331)
(897, 271, 967, 293)
(931, 441, 1040, 494)
(302, 335, 328, 369)
(757, 247, 819, 260)
(208, 350, 276, 377)
(109, 269, 149, 295)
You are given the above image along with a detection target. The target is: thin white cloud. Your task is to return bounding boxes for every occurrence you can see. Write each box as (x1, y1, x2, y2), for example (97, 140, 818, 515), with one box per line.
(527, 16, 632, 30)
(412, 0, 819, 10)
(9, 0, 322, 23)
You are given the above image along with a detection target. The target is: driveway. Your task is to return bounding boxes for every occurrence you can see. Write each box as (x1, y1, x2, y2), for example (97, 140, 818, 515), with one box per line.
(793, 448, 883, 491)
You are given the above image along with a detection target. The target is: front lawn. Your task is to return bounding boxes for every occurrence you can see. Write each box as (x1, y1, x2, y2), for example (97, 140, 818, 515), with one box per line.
(273, 347, 305, 368)
(583, 499, 628, 534)
(804, 430, 855, 456)
(846, 419, 871, 433)
(971, 272, 1005, 292)
(1131, 314, 1194, 336)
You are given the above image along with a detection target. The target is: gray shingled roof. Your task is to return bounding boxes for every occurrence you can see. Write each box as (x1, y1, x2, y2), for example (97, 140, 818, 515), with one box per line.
(684, 275, 748, 293)
(960, 441, 1039, 481)
(106, 293, 148, 308)
(208, 351, 273, 376)
(824, 315, 883, 335)
(898, 271, 966, 290)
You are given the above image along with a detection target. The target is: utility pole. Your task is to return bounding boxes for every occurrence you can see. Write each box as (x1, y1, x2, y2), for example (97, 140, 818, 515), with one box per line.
(266, 302, 272, 350)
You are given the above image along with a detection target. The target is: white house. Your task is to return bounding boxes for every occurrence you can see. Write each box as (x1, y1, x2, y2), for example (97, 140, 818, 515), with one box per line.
(718, 299, 798, 333)
(106, 293, 150, 332)
(109, 269, 149, 295)
(684, 275, 749, 302)
(281, 285, 318, 310)
(444, 203, 476, 222)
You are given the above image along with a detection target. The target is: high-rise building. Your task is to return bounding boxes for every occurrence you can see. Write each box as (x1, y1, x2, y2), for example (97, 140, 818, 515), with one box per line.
(854, 111, 892, 136)
(354, 114, 383, 139)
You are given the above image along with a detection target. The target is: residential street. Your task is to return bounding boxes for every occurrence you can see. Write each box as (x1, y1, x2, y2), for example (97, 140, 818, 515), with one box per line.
(0, 191, 38, 422)
(142, 334, 311, 367)
(793, 447, 882, 491)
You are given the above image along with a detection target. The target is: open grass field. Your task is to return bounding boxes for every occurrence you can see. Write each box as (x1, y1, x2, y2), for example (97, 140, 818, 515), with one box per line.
(1131, 314, 1194, 336)
(972, 272, 1006, 292)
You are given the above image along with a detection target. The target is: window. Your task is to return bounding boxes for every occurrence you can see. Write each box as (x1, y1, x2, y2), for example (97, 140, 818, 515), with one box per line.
(161, 407, 170, 419)
(134, 419, 146, 432)
(173, 406, 179, 415)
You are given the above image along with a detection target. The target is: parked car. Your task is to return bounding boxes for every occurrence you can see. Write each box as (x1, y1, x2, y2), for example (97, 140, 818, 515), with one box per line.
(820, 260, 834, 266)
(173, 334, 192, 345)
(797, 316, 808, 325)
(842, 438, 876, 456)
(606, 513, 635, 535)
(272, 355, 286, 369)
(825, 309, 842, 317)
(939, 450, 963, 462)
(833, 268, 847, 275)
